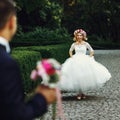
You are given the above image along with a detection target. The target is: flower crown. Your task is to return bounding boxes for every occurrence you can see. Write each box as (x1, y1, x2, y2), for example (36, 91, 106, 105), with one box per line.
(74, 29, 87, 40)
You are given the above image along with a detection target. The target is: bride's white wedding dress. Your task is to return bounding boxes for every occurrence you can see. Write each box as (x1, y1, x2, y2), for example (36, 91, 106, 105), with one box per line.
(58, 42, 111, 92)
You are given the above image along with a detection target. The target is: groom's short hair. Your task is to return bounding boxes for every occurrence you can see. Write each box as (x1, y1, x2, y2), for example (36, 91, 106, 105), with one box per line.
(0, 0, 16, 30)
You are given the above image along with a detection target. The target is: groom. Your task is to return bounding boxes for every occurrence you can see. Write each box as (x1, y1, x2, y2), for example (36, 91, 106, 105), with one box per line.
(0, 0, 56, 120)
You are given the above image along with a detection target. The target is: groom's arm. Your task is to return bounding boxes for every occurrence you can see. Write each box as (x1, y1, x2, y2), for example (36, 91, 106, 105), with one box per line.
(1, 58, 47, 120)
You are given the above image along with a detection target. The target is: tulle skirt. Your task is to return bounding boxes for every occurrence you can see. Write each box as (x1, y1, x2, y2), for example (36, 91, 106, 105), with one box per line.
(58, 54, 111, 93)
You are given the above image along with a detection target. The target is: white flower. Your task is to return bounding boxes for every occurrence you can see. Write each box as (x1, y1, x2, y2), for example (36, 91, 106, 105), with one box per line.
(48, 58, 61, 70)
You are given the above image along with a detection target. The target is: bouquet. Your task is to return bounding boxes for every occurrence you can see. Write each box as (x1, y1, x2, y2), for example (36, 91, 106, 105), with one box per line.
(30, 59, 65, 120)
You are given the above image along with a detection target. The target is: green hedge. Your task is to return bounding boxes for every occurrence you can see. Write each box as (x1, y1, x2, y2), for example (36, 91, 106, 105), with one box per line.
(11, 27, 72, 47)
(13, 44, 70, 63)
(12, 44, 71, 93)
(88, 35, 120, 49)
(12, 50, 41, 93)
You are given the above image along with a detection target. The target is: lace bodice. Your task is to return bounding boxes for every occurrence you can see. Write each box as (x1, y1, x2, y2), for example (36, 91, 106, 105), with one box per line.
(69, 42, 94, 55)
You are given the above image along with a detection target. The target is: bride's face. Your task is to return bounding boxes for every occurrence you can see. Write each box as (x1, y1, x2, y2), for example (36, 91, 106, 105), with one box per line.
(76, 33, 83, 42)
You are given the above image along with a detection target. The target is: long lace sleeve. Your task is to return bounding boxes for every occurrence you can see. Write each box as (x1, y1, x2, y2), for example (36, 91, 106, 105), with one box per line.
(86, 42, 94, 52)
(69, 43, 75, 52)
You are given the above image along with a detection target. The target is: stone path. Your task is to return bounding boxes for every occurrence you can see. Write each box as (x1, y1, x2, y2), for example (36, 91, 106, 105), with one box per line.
(37, 50, 120, 120)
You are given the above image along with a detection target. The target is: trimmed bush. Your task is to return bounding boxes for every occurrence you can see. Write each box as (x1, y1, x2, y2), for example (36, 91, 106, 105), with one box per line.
(88, 35, 120, 49)
(13, 44, 70, 63)
(12, 50, 41, 93)
(12, 44, 71, 93)
(11, 27, 72, 47)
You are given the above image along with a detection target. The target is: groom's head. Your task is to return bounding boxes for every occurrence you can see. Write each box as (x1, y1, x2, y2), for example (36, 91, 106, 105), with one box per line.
(0, 0, 17, 41)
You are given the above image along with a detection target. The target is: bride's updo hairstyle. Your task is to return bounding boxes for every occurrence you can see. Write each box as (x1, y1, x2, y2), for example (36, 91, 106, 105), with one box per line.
(73, 29, 88, 41)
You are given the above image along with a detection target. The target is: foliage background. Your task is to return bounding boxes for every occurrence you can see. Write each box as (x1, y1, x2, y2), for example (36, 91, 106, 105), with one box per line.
(14, 0, 120, 46)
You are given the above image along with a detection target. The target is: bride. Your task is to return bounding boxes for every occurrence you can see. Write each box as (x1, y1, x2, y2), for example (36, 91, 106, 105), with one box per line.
(58, 29, 111, 99)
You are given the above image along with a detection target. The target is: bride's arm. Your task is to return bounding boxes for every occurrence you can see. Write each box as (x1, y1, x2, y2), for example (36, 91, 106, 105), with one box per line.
(69, 51, 73, 57)
(86, 42, 94, 57)
(90, 51, 94, 57)
(69, 43, 75, 57)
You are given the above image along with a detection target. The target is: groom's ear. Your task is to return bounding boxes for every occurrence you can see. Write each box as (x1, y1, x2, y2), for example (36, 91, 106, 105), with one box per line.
(8, 15, 17, 35)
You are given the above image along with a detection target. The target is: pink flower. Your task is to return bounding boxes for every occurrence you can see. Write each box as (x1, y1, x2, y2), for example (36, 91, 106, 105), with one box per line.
(42, 60, 55, 75)
(30, 70, 38, 80)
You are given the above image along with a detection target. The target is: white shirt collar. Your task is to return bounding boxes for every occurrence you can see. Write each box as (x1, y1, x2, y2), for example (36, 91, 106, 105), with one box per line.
(0, 36, 11, 53)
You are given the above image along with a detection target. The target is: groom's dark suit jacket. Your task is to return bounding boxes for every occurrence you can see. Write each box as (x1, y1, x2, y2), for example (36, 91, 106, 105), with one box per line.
(0, 45, 47, 120)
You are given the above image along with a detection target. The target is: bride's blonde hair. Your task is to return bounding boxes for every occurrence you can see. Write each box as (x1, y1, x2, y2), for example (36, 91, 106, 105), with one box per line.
(73, 29, 87, 41)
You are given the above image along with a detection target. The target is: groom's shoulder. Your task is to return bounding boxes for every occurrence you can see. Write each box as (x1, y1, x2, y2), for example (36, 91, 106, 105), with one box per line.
(0, 51, 17, 68)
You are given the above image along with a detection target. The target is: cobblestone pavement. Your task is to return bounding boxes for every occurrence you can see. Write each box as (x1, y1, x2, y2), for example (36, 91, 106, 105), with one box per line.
(38, 50, 120, 120)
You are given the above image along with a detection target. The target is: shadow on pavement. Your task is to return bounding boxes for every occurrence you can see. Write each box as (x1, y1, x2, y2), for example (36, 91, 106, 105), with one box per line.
(62, 95, 106, 101)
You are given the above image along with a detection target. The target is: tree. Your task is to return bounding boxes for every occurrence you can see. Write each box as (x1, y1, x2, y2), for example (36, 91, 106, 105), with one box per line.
(61, 0, 120, 42)
(16, 0, 63, 31)
(16, 0, 120, 42)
